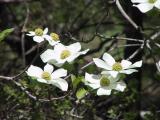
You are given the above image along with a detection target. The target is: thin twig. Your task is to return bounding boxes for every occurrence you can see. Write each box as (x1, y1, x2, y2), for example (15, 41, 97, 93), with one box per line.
(69, 0, 95, 29)
(81, 61, 94, 70)
(70, 108, 84, 119)
(127, 45, 143, 60)
(0, 76, 13, 80)
(13, 80, 70, 102)
(21, 2, 30, 67)
(150, 31, 160, 40)
(96, 33, 144, 43)
(116, 0, 139, 29)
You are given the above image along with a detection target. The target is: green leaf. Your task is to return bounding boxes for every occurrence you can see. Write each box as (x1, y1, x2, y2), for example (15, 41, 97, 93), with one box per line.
(0, 28, 14, 42)
(71, 75, 84, 90)
(76, 88, 87, 100)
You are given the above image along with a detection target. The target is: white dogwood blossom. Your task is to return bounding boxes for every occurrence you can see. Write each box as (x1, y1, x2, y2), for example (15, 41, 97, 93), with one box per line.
(131, 0, 160, 13)
(85, 72, 126, 96)
(26, 28, 49, 43)
(40, 42, 89, 67)
(93, 53, 142, 78)
(44, 32, 60, 46)
(26, 64, 68, 91)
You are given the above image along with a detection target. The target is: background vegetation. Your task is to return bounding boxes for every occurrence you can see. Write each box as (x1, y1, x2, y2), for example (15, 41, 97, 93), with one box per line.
(0, 0, 160, 119)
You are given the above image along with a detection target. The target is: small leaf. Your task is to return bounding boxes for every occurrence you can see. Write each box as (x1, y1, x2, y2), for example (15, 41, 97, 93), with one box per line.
(71, 75, 84, 90)
(0, 28, 14, 42)
(76, 88, 87, 100)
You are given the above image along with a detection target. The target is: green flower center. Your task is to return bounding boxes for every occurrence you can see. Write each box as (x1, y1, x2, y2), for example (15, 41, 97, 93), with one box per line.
(148, 0, 156, 3)
(112, 62, 122, 71)
(60, 50, 71, 59)
(100, 76, 110, 87)
(41, 72, 51, 80)
(50, 33, 59, 41)
(35, 28, 43, 36)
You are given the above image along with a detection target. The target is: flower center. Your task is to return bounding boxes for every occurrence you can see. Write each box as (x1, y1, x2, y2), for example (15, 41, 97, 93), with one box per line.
(35, 28, 43, 36)
(100, 76, 110, 87)
(50, 33, 59, 41)
(112, 62, 122, 71)
(148, 0, 156, 3)
(60, 50, 71, 59)
(41, 72, 51, 80)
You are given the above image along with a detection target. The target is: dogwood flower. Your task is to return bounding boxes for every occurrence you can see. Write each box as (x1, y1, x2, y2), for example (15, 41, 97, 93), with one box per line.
(93, 53, 142, 78)
(85, 72, 126, 96)
(26, 64, 68, 91)
(40, 42, 89, 67)
(131, 0, 160, 13)
(26, 28, 49, 43)
(44, 32, 60, 46)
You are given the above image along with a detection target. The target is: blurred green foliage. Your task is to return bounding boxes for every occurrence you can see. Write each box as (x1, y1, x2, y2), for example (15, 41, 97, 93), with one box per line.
(0, 28, 14, 42)
(0, 0, 160, 119)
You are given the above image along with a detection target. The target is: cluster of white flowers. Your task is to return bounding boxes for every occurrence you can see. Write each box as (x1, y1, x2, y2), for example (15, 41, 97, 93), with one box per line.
(26, 28, 60, 46)
(93, 53, 142, 78)
(40, 42, 89, 67)
(26, 28, 89, 91)
(131, 0, 160, 13)
(85, 72, 126, 96)
(84, 53, 142, 96)
(26, 64, 68, 91)
(26, 28, 143, 96)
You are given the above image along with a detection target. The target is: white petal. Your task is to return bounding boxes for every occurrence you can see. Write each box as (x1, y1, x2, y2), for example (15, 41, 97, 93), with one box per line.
(97, 88, 111, 96)
(79, 49, 89, 55)
(128, 60, 142, 69)
(51, 61, 64, 67)
(44, 64, 54, 73)
(43, 35, 60, 46)
(106, 71, 119, 78)
(29, 31, 35, 34)
(115, 82, 126, 92)
(132, 60, 142, 67)
(43, 35, 51, 40)
(67, 42, 81, 53)
(26, 31, 35, 36)
(43, 28, 48, 34)
(93, 58, 112, 70)
(131, 0, 148, 3)
(50, 45, 67, 66)
(133, 3, 154, 13)
(85, 83, 100, 89)
(155, 0, 160, 9)
(120, 69, 137, 74)
(105, 83, 117, 90)
(121, 60, 132, 69)
(33, 36, 44, 43)
(67, 49, 89, 63)
(85, 73, 100, 84)
(37, 78, 48, 84)
(26, 34, 34, 36)
(48, 39, 59, 46)
(101, 71, 119, 82)
(53, 43, 66, 56)
(50, 78, 68, 91)
(51, 68, 67, 79)
(26, 65, 43, 78)
(108, 75, 120, 83)
(102, 53, 115, 66)
(40, 49, 55, 63)
(66, 54, 79, 63)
